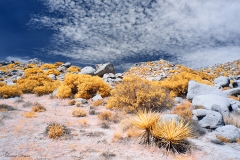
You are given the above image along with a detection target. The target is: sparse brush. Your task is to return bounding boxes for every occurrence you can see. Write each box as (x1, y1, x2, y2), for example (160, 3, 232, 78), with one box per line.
(75, 101, 82, 107)
(223, 114, 240, 128)
(23, 111, 36, 118)
(126, 127, 144, 138)
(98, 111, 113, 121)
(112, 132, 123, 142)
(72, 108, 87, 117)
(101, 120, 110, 129)
(92, 99, 104, 106)
(14, 97, 24, 103)
(68, 99, 76, 106)
(171, 101, 193, 120)
(46, 122, 70, 139)
(0, 104, 15, 112)
(237, 138, 240, 144)
(216, 136, 233, 143)
(151, 118, 194, 154)
(32, 105, 46, 112)
(228, 95, 240, 101)
(132, 109, 159, 145)
(78, 119, 88, 125)
(22, 101, 33, 108)
(120, 118, 133, 132)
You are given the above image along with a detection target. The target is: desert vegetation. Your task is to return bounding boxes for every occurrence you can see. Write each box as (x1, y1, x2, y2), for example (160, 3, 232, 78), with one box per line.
(0, 59, 239, 159)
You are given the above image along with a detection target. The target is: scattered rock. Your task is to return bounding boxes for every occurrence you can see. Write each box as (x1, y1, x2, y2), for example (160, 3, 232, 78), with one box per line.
(92, 94, 103, 101)
(215, 125, 240, 142)
(223, 88, 240, 96)
(213, 76, 230, 88)
(75, 98, 87, 104)
(80, 66, 96, 75)
(192, 109, 223, 129)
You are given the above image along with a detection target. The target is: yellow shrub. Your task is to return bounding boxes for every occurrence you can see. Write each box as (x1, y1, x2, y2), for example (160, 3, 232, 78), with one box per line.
(0, 85, 22, 98)
(68, 66, 81, 73)
(33, 80, 60, 96)
(44, 69, 60, 76)
(57, 73, 110, 99)
(0, 82, 6, 87)
(72, 108, 87, 117)
(158, 68, 214, 97)
(24, 68, 44, 77)
(17, 74, 60, 95)
(54, 62, 64, 68)
(46, 122, 69, 139)
(40, 63, 56, 69)
(7, 63, 15, 69)
(26, 63, 37, 68)
(106, 75, 173, 112)
(0, 67, 7, 72)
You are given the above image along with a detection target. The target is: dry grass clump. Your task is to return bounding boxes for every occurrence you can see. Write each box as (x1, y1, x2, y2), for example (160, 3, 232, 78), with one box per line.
(171, 101, 192, 120)
(237, 138, 240, 144)
(0, 78, 4, 81)
(107, 75, 174, 112)
(112, 132, 123, 142)
(78, 119, 88, 126)
(223, 114, 240, 128)
(75, 101, 81, 107)
(23, 112, 36, 118)
(216, 135, 232, 143)
(46, 122, 70, 139)
(126, 127, 144, 138)
(132, 109, 159, 145)
(228, 95, 240, 101)
(92, 99, 104, 106)
(68, 99, 76, 106)
(151, 118, 194, 154)
(0, 104, 15, 112)
(31, 102, 46, 112)
(67, 66, 81, 73)
(23, 101, 33, 108)
(72, 108, 87, 117)
(98, 111, 113, 121)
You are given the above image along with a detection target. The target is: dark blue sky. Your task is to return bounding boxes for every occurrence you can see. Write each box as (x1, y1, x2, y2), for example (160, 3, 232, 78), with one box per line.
(0, 0, 67, 63)
(0, 0, 240, 72)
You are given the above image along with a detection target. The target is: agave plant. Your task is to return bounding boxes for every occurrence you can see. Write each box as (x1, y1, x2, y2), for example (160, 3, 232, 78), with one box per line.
(151, 118, 194, 154)
(132, 109, 159, 145)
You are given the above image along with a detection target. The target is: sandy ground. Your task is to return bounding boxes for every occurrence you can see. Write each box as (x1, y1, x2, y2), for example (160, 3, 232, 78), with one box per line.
(0, 94, 239, 160)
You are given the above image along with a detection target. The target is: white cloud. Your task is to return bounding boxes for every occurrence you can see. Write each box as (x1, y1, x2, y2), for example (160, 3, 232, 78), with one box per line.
(6, 56, 30, 63)
(30, 0, 240, 71)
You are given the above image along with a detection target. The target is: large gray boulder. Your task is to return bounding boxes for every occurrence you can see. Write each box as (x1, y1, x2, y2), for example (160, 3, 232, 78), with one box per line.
(80, 66, 96, 75)
(192, 109, 223, 129)
(94, 63, 115, 77)
(213, 76, 230, 88)
(215, 125, 240, 142)
(187, 81, 227, 100)
(192, 94, 231, 115)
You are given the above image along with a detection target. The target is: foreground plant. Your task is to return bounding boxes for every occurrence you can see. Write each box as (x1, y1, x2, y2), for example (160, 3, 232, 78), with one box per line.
(151, 118, 194, 154)
(132, 109, 159, 145)
(46, 122, 70, 139)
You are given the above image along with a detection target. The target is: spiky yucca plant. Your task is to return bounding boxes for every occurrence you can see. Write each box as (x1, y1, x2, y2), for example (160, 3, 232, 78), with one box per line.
(132, 109, 159, 145)
(151, 118, 194, 153)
